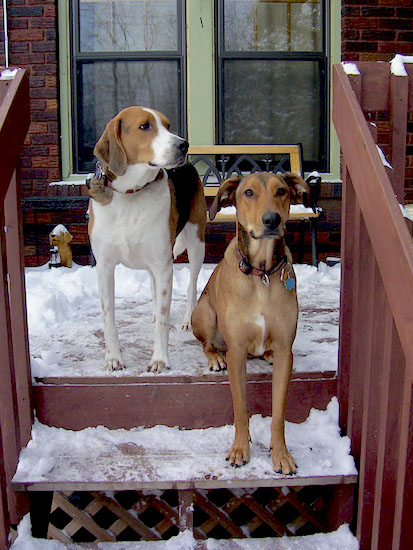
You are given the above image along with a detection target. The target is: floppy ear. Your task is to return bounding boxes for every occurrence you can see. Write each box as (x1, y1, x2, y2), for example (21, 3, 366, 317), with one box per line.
(93, 117, 127, 176)
(282, 172, 310, 206)
(209, 175, 241, 221)
(64, 232, 73, 244)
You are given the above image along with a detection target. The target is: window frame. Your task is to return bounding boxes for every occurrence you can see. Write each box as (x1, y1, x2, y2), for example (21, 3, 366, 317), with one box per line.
(69, 0, 187, 174)
(215, 0, 330, 173)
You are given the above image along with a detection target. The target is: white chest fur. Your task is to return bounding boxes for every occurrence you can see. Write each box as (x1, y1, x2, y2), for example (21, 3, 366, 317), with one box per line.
(90, 175, 172, 269)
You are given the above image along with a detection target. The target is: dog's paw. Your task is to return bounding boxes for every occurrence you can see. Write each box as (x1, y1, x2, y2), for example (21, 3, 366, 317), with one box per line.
(89, 178, 113, 205)
(270, 445, 297, 475)
(147, 360, 167, 374)
(105, 358, 126, 371)
(261, 351, 273, 364)
(226, 439, 250, 468)
(181, 320, 191, 332)
(208, 354, 227, 372)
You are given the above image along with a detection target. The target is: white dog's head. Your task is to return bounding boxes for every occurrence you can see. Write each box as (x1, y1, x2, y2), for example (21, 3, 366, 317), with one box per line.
(94, 106, 188, 177)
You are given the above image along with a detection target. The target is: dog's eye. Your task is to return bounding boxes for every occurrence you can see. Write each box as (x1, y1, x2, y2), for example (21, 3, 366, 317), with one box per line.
(277, 188, 287, 196)
(244, 189, 254, 198)
(139, 122, 151, 131)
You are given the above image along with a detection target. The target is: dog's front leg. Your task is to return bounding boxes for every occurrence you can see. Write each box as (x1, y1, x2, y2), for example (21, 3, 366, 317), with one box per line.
(96, 262, 125, 371)
(147, 261, 173, 373)
(270, 344, 296, 474)
(226, 346, 250, 467)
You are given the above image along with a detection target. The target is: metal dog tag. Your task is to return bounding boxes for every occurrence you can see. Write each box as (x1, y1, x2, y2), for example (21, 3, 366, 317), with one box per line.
(262, 273, 270, 286)
(284, 277, 295, 291)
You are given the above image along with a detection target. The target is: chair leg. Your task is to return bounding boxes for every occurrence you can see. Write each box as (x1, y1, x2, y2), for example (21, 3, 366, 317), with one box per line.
(311, 218, 318, 267)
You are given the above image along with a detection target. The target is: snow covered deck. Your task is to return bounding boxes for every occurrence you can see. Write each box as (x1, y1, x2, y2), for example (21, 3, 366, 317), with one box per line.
(12, 399, 357, 492)
(26, 263, 340, 379)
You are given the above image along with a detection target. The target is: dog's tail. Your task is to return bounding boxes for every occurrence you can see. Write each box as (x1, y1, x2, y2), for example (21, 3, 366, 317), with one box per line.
(173, 231, 187, 259)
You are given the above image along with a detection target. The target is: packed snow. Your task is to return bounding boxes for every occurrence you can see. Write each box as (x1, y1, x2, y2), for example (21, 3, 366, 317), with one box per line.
(13, 398, 356, 487)
(26, 262, 341, 379)
(11, 516, 358, 549)
(390, 54, 413, 77)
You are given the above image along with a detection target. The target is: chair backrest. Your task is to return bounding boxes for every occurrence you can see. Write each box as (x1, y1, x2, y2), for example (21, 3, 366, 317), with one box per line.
(188, 145, 304, 189)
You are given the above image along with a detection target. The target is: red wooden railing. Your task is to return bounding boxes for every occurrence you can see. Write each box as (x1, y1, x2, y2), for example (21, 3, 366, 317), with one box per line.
(0, 68, 31, 549)
(333, 62, 413, 550)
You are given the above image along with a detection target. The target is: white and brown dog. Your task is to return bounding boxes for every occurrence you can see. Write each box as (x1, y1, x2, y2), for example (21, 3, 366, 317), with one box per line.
(88, 106, 207, 372)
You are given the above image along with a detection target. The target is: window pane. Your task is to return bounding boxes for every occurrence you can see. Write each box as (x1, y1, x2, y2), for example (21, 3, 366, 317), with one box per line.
(79, 0, 178, 52)
(221, 60, 323, 164)
(224, 0, 322, 52)
(77, 60, 180, 171)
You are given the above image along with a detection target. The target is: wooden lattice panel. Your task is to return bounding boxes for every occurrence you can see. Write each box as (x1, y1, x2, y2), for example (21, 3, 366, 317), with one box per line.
(47, 490, 180, 543)
(193, 486, 328, 539)
(44, 486, 330, 543)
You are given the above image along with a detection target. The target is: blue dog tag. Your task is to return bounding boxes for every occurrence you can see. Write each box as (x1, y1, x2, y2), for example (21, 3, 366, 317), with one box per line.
(284, 277, 296, 291)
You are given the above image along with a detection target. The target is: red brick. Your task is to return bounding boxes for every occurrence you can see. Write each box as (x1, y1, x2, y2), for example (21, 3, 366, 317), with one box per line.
(46, 99, 58, 110)
(342, 17, 378, 29)
(9, 28, 43, 41)
(30, 99, 46, 110)
(43, 5, 56, 17)
(378, 42, 412, 53)
(29, 121, 48, 133)
(32, 156, 59, 168)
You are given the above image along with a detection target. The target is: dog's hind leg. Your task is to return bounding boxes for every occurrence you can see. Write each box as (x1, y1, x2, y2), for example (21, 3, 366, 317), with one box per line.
(96, 262, 125, 371)
(178, 222, 205, 331)
(192, 294, 226, 372)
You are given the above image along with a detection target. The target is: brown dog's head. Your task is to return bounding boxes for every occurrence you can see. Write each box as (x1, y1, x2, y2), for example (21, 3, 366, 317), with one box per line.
(93, 106, 189, 177)
(209, 172, 309, 240)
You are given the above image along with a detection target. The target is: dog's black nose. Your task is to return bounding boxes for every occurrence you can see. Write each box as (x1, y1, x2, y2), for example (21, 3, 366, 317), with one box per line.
(179, 140, 189, 155)
(262, 212, 281, 230)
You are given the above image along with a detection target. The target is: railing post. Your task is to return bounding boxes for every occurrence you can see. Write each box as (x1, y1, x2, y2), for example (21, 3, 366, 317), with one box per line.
(389, 72, 409, 201)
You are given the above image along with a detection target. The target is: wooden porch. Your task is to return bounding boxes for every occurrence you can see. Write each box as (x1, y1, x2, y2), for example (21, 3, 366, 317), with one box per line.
(1, 61, 413, 548)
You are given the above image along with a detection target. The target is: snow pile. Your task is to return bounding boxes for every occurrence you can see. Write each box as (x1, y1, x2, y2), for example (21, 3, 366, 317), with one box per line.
(11, 515, 358, 549)
(25, 262, 341, 379)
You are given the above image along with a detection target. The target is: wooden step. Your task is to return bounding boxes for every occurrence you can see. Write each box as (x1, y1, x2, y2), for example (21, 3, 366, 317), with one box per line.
(12, 406, 357, 492)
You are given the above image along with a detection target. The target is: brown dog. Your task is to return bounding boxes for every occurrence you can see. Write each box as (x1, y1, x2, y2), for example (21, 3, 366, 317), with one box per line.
(191, 171, 309, 474)
(49, 224, 73, 268)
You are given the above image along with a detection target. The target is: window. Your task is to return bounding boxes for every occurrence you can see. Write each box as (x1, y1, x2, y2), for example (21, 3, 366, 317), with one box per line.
(70, 0, 186, 173)
(216, 0, 328, 172)
(64, 0, 337, 176)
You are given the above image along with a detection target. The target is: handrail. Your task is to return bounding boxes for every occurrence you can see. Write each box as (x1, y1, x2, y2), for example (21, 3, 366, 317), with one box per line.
(0, 67, 31, 549)
(0, 68, 30, 202)
(333, 63, 413, 379)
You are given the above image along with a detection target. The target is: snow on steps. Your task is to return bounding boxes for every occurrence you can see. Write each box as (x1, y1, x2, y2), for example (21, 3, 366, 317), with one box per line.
(12, 399, 357, 492)
(11, 516, 359, 549)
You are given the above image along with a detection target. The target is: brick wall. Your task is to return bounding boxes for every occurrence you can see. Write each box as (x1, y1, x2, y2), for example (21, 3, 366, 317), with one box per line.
(1, 0, 61, 197)
(342, 0, 413, 202)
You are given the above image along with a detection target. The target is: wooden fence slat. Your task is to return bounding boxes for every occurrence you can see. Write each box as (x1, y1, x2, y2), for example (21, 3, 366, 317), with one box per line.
(371, 306, 394, 550)
(346, 207, 367, 456)
(0, 427, 11, 550)
(0, 206, 22, 525)
(338, 170, 356, 433)
(4, 171, 33, 447)
(389, 72, 409, 200)
(357, 261, 391, 548)
(399, 391, 413, 550)
(391, 380, 412, 549)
